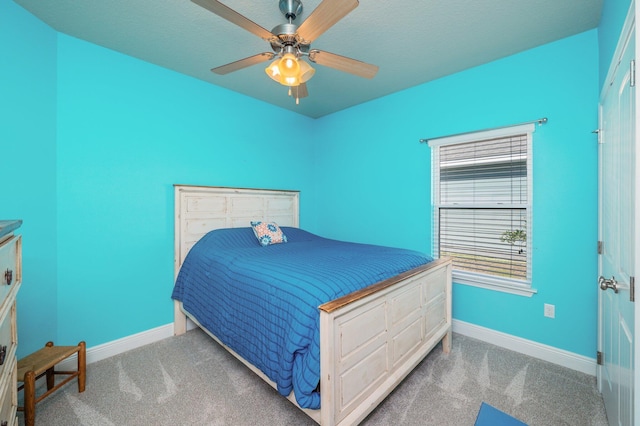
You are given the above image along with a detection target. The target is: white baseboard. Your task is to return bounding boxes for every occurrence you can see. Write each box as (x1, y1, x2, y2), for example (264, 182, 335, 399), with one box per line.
(56, 320, 596, 377)
(453, 319, 596, 376)
(57, 323, 174, 371)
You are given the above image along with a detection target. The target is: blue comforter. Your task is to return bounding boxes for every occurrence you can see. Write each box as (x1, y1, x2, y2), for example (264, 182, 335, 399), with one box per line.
(172, 227, 432, 409)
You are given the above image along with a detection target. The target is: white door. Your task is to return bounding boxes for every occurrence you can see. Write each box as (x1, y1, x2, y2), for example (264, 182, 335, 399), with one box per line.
(597, 10, 636, 426)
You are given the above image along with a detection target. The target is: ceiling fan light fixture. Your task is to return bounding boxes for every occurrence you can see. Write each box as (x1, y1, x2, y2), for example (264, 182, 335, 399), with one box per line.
(298, 59, 315, 83)
(283, 76, 300, 86)
(265, 53, 315, 87)
(278, 53, 300, 78)
(265, 59, 282, 82)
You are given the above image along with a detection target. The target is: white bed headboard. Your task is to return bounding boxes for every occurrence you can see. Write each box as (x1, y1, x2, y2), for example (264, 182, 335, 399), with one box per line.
(174, 185, 300, 279)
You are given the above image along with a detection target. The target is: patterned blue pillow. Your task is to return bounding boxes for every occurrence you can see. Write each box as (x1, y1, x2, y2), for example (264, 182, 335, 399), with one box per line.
(250, 221, 288, 247)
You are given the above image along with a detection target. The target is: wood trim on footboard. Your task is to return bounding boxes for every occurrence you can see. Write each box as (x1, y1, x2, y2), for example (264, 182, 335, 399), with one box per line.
(319, 258, 452, 426)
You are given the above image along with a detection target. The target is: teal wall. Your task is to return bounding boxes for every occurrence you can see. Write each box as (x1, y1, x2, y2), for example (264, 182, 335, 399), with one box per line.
(314, 31, 600, 357)
(54, 34, 318, 350)
(2, 0, 317, 356)
(0, 0, 58, 356)
(598, 0, 632, 87)
(3, 0, 615, 361)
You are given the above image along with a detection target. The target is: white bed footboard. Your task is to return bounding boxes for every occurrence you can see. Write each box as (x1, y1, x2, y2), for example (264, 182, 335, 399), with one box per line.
(318, 258, 452, 426)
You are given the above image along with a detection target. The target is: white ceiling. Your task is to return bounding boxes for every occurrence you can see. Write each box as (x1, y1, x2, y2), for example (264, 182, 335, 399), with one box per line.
(14, 0, 602, 118)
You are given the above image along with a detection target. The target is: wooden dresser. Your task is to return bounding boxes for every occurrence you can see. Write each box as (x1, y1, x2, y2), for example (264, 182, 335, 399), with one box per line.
(0, 221, 21, 426)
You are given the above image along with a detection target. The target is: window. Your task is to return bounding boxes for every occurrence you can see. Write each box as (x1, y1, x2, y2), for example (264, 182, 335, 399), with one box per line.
(429, 123, 535, 296)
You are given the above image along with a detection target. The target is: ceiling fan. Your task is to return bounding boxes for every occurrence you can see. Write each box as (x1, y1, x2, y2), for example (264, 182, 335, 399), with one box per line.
(192, 0, 379, 104)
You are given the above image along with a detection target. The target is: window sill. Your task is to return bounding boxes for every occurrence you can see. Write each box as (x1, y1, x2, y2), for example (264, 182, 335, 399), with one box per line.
(453, 270, 537, 297)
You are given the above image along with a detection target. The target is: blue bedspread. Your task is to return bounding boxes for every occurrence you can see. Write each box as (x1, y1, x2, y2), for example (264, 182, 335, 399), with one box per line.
(172, 227, 432, 409)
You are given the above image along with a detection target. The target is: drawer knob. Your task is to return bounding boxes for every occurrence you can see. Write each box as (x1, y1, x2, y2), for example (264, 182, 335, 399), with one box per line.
(3, 269, 11, 286)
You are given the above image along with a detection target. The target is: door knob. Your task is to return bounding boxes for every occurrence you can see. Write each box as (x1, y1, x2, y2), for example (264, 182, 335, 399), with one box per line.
(599, 275, 618, 293)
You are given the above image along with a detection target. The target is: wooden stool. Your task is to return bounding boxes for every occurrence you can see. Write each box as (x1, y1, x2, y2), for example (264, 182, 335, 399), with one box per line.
(17, 341, 86, 426)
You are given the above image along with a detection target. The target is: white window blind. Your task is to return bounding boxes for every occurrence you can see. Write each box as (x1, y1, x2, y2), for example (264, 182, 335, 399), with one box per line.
(429, 124, 534, 295)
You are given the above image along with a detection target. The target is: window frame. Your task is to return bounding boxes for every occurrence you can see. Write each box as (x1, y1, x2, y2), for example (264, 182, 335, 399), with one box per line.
(429, 123, 537, 297)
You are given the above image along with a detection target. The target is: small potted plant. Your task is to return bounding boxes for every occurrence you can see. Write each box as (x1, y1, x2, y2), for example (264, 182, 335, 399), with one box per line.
(500, 229, 526, 254)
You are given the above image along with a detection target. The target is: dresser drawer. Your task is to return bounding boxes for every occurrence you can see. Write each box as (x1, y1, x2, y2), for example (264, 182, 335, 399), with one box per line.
(0, 236, 20, 311)
(0, 359, 16, 426)
(0, 223, 19, 426)
(0, 305, 16, 387)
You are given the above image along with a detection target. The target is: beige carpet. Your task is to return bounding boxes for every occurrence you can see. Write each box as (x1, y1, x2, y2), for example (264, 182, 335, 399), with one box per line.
(21, 330, 607, 425)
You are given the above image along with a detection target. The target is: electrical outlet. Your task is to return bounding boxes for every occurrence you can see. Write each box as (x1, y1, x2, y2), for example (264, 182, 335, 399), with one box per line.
(544, 303, 555, 318)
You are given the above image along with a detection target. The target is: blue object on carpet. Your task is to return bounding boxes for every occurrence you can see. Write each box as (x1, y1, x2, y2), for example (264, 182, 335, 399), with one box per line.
(475, 402, 527, 426)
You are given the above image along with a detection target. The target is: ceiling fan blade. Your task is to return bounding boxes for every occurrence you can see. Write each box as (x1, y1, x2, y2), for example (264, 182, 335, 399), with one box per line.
(309, 50, 378, 79)
(192, 0, 275, 41)
(296, 0, 359, 43)
(292, 83, 309, 99)
(212, 52, 275, 75)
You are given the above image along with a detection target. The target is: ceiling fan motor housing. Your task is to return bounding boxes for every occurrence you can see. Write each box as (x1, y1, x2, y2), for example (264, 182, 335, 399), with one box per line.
(273, 0, 305, 52)
(270, 22, 310, 54)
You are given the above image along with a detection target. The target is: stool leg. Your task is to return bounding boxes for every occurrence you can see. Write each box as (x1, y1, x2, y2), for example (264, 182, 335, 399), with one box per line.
(46, 367, 55, 390)
(77, 341, 86, 393)
(45, 341, 56, 390)
(23, 370, 36, 426)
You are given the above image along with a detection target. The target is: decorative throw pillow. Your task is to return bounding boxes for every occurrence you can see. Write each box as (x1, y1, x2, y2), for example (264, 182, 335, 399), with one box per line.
(250, 221, 288, 247)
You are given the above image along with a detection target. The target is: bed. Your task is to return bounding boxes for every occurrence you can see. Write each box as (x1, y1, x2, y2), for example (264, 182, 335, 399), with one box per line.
(172, 185, 452, 425)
